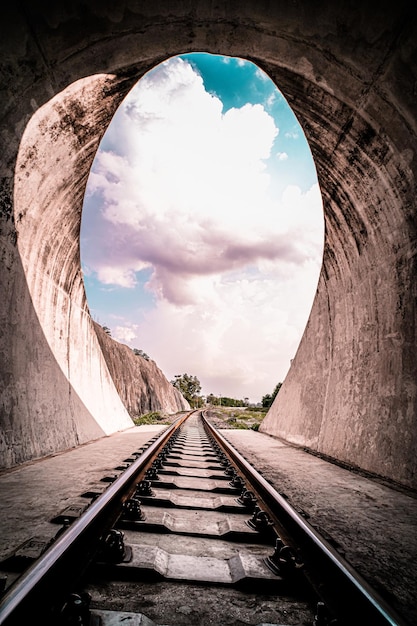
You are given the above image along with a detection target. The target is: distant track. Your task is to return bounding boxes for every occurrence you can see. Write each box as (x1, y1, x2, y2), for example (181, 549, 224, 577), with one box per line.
(0, 411, 408, 625)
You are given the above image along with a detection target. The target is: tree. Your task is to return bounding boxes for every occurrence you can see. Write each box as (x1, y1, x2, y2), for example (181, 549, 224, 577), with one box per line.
(133, 348, 150, 361)
(206, 394, 248, 407)
(206, 393, 217, 405)
(262, 382, 282, 408)
(171, 373, 202, 407)
(261, 394, 272, 408)
(102, 326, 111, 336)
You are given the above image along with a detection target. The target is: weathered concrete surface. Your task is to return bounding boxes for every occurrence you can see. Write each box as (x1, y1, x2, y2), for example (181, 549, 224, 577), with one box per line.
(1, 74, 136, 469)
(0, 2, 416, 486)
(223, 429, 417, 625)
(94, 323, 190, 416)
(0, 425, 167, 563)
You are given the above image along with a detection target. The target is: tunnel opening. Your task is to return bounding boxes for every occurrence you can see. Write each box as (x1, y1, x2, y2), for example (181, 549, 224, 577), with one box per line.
(80, 53, 325, 406)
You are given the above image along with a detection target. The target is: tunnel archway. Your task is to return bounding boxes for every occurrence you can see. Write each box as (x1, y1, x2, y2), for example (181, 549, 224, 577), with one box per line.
(0, 2, 416, 488)
(79, 53, 325, 403)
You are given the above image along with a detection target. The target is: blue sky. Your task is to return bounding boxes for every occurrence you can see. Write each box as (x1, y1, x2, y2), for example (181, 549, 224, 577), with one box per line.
(182, 53, 317, 195)
(80, 53, 324, 403)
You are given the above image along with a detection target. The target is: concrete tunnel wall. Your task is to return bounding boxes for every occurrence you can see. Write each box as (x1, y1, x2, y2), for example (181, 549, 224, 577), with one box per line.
(0, 1, 416, 487)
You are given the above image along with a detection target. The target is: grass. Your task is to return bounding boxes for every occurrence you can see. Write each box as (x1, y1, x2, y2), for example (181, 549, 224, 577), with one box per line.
(132, 407, 268, 430)
(132, 411, 171, 426)
(212, 407, 268, 430)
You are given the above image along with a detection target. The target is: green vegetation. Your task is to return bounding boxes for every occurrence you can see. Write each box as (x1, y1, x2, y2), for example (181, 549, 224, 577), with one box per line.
(261, 382, 282, 408)
(171, 373, 202, 407)
(213, 407, 268, 430)
(133, 348, 150, 360)
(206, 394, 249, 407)
(132, 411, 170, 426)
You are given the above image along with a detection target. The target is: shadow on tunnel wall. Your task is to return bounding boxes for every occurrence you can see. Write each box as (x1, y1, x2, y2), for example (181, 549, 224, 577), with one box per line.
(0, 1, 416, 488)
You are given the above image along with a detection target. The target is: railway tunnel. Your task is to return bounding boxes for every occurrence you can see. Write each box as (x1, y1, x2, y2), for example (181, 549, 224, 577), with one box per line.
(0, 1, 416, 489)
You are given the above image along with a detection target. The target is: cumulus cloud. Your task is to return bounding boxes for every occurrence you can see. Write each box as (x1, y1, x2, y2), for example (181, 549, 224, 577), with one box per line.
(81, 56, 324, 400)
(276, 151, 288, 161)
(83, 58, 315, 298)
(113, 325, 139, 343)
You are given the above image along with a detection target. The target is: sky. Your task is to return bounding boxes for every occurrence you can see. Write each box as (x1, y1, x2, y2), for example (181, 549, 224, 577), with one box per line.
(80, 53, 324, 404)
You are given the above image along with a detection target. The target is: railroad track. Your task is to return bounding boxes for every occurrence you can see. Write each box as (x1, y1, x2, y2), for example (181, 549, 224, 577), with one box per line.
(0, 411, 408, 626)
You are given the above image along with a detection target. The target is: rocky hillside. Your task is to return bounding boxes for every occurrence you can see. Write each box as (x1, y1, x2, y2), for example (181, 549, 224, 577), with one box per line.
(94, 323, 190, 416)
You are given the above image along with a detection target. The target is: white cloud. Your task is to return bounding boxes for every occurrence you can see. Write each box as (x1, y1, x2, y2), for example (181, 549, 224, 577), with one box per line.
(95, 266, 138, 289)
(276, 151, 288, 161)
(255, 67, 269, 82)
(285, 129, 299, 139)
(135, 220, 323, 400)
(82, 56, 323, 401)
(114, 325, 139, 343)
(265, 92, 278, 108)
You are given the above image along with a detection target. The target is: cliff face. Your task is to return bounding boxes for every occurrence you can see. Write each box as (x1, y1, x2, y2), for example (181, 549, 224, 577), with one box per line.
(94, 323, 190, 416)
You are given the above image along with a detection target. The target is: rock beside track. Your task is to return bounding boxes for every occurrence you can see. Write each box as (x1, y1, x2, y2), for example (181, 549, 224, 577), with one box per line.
(94, 322, 190, 417)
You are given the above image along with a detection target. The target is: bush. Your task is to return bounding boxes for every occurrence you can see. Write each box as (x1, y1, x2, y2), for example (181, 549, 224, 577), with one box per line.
(133, 412, 169, 426)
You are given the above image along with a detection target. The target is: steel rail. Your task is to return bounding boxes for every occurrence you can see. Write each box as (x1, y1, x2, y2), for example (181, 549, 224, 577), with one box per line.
(0, 411, 193, 626)
(202, 412, 409, 626)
